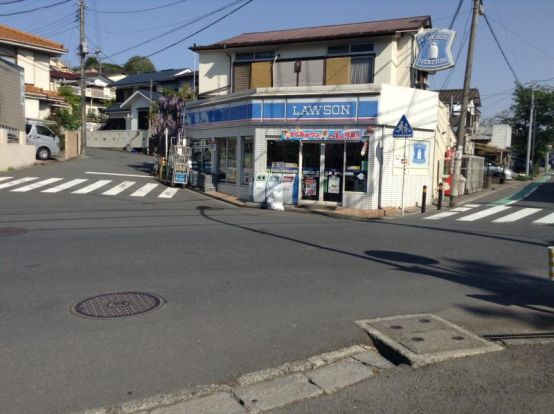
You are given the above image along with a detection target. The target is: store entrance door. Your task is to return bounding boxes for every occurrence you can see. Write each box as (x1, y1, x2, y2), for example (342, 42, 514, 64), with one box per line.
(300, 142, 344, 204)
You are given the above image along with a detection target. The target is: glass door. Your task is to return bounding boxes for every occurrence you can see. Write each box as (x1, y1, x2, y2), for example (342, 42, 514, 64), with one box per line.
(323, 143, 344, 202)
(301, 142, 320, 201)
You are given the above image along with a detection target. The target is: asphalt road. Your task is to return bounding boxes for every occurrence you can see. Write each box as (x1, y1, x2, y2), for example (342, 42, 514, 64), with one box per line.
(1, 149, 553, 413)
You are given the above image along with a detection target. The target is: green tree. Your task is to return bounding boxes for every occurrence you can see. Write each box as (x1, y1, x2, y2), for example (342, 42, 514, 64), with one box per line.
(47, 85, 81, 140)
(496, 84, 553, 165)
(85, 56, 99, 70)
(123, 56, 156, 74)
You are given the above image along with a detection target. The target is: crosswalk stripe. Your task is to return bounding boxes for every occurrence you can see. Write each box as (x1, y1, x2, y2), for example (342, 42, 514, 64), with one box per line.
(72, 180, 112, 194)
(130, 183, 158, 197)
(42, 179, 89, 193)
(424, 212, 458, 220)
(464, 204, 480, 208)
(534, 212, 554, 225)
(451, 207, 473, 212)
(102, 181, 135, 195)
(493, 208, 542, 223)
(158, 187, 179, 199)
(11, 178, 63, 192)
(0, 177, 38, 189)
(457, 206, 511, 222)
(0, 176, 13, 183)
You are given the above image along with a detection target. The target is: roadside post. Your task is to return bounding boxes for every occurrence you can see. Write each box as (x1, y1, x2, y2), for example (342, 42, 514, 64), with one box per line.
(437, 182, 444, 210)
(548, 246, 554, 281)
(393, 115, 414, 218)
(421, 185, 427, 213)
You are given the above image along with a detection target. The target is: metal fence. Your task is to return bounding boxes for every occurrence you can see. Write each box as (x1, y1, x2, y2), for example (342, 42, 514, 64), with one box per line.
(461, 154, 485, 194)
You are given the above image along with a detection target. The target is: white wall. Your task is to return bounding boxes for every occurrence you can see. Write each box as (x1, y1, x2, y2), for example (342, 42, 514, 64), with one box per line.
(18, 49, 35, 84)
(395, 34, 413, 87)
(378, 83, 438, 130)
(25, 98, 40, 119)
(34, 52, 50, 90)
(198, 51, 230, 95)
(0, 143, 35, 171)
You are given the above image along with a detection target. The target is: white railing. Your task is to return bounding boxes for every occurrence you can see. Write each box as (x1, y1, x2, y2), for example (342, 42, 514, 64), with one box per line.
(69, 86, 114, 100)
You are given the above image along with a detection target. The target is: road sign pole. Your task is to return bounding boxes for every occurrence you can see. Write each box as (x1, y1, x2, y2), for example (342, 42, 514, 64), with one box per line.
(401, 137, 407, 218)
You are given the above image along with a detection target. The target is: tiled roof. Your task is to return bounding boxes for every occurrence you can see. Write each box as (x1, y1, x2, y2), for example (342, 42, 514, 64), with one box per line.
(437, 89, 481, 107)
(113, 68, 192, 87)
(25, 84, 66, 102)
(191, 16, 431, 50)
(0, 24, 66, 54)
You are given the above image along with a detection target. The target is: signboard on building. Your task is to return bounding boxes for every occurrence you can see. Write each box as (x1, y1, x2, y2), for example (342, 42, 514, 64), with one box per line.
(281, 129, 365, 141)
(413, 29, 456, 72)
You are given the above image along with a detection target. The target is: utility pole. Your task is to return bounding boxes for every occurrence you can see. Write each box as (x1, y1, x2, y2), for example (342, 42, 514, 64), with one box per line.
(450, 0, 482, 206)
(79, 0, 87, 156)
(525, 87, 535, 177)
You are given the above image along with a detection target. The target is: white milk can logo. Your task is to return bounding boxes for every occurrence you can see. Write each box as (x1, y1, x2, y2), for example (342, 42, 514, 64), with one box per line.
(413, 29, 456, 72)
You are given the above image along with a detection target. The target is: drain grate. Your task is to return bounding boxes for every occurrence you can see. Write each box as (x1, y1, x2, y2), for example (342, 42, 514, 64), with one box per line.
(72, 292, 164, 319)
(483, 332, 554, 341)
(0, 227, 28, 237)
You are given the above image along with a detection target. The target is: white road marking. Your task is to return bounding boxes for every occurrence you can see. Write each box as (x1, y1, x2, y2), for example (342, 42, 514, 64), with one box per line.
(451, 207, 473, 212)
(457, 206, 511, 222)
(158, 187, 179, 199)
(85, 171, 151, 178)
(464, 204, 480, 208)
(424, 212, 458, 220)
(72, 180, 112, 194)
(0, 177, 38, 189)
(534, 212, 554, 225)
(11, 178, 63, 192)
(42, 179, 88, 193)
(0, 177, 13, 183)
(102, 181, 135, 195)
(130, 183, 158, 197)
(493, 208, 542, 223)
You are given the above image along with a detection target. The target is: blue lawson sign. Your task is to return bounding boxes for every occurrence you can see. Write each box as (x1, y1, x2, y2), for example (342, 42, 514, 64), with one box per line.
(393, 115, 413, 138)
(413, 29, 456, 72)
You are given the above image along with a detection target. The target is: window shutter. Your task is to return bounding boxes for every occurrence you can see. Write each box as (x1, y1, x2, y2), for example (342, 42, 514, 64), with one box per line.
(250, 61, 272, 88)
(325, 57, 350, 85)
(233, 63, 251, 92)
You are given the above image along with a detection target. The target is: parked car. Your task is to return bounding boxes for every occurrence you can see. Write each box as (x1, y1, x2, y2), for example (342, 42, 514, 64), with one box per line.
(485, 161, 514, 180)
(25, 121, 60, 160)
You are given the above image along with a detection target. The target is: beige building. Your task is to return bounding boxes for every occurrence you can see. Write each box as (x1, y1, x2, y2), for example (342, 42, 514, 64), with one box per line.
(0, 24, 67, 121)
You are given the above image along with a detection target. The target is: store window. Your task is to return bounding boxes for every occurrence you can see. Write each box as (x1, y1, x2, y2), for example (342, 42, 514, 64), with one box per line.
(241, 136, 254, 185)
(216, 137, 237, 183)
(266, 140, 300, 172)
(345, 141, 368, 192)
(233, 51, 275, 92)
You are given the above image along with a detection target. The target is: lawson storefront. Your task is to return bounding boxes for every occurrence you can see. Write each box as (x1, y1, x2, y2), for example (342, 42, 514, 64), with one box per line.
(184, 84, 440, 211)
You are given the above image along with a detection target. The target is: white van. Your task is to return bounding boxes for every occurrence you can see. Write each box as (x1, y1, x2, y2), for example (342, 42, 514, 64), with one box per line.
(25, 121, 61, 160)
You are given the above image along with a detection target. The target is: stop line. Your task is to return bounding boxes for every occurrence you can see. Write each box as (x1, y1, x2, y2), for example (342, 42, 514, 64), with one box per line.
(0, 176, 179, 199)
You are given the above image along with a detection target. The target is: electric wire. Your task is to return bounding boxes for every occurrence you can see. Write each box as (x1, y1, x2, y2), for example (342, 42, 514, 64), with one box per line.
(89, 0, 190, 14)
(448, 0, 464, 29)
(0, 0, 28, 4)
(0, 0, 71, 16)
(102, 0, 246, 59)
(482, 12, 521, 86)
(489, 0, 523, 77)
(145, 0, 255, 58)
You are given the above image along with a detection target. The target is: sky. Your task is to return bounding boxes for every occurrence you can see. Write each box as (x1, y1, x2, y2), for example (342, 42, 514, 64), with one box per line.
(1, 0, 553, 119)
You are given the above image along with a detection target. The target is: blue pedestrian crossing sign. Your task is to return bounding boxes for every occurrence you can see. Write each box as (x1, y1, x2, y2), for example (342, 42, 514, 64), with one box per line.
(393, 115, 413, 138)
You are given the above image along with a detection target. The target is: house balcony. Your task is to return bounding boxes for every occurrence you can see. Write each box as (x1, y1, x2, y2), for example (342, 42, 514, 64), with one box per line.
(69, 86, 114, 100)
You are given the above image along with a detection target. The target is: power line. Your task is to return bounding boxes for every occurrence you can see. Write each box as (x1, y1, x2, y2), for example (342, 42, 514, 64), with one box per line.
(448, 0, 464, 29)
(482, 12, 521, 86)
(0, 0, 71, 16)
(0, 0, 28, 4)
(89, 0, 189, 14)
(146, 0, 255, 58)
(103, 0, 246, 59)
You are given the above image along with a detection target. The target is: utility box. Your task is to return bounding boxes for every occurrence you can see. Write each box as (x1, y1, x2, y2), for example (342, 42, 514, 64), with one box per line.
(253, 174, 268, 203)
(266, 174, 283, 204)
(281, 174, 298, 205)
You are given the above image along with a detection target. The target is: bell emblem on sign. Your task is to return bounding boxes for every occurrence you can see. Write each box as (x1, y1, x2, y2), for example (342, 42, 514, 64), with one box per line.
(429, 41, 439, 60)
(413, 143, 427, 164)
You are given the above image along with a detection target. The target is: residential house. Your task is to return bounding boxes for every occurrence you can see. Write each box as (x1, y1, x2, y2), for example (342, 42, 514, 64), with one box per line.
(185, 16, 454, 210)
(0, 58, 35, 170)
(50, 69, 115, 129)
(0, 24, 67, 121)
(89, 68, 195, 149)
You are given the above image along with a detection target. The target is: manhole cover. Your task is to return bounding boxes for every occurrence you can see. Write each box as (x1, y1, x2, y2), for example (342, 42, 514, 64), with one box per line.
(72, 292, 164, 319)
(0, 227, 28, 237)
